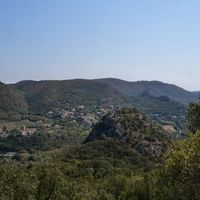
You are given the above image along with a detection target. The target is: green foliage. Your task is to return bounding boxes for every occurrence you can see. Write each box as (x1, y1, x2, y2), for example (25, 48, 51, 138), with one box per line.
(0, 135, 161, 199)
(132, 94, 186, 116)
(158, 131, 200, 200)
(0, 126, 87, 153)
(187, 102, 200, 133)
(96, 78, 197, 105)
(0, 79, 199, 199)
(15, 80, 131, 114)
(0, 82, 28, 114)
(0, 160, 158, 200)
(0, 79, 188, 118)
(0, 163, 35, 200)
(85, 108, 169, 160)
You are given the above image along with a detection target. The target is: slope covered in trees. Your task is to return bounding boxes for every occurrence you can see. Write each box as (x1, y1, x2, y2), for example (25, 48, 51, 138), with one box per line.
(14, 80, 131, 113)
(0, 82, 28, 115)
(85, 108, 169, 159)
(0, 79, 189, 118)
(95, 78, 198, 104)
(0, 108, 168, 199)
(0, 102, 200, 199)
(10, 79, 187, 116)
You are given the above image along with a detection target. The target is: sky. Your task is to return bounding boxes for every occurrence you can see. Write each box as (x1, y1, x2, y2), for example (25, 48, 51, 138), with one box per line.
(0, 0, 200, 91)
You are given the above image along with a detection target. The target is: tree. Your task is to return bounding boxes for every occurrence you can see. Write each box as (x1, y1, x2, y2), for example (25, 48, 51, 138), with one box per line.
(187, 102, 200, 133)
(35, 164, 67, 200)
(0, 163, 35, 200)
(159, 131, 200, 200)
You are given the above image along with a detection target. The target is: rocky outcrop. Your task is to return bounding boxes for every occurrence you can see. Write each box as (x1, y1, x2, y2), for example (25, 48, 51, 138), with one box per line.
(85, 108, 169, 158)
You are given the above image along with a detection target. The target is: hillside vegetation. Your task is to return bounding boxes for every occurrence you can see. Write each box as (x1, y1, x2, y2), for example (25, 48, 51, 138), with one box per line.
(8, 78, 189, 116)
(0, 82, 28, 114)
(0, 79, 189, 148)
(95, 78, 198, 104)
(0, 101, 200, 199)
(85, 108, 169, 159)
(0, 107, 169, 199)
(14, 80, 131, 113)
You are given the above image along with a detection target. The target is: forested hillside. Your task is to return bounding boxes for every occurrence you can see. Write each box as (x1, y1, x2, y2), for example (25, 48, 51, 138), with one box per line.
(0, 103, 199, 199)
(0, 107, 169, 199)
(95, 78, 198, 104)
(0, 82, 28, 116)
(0, 79, 190, 151)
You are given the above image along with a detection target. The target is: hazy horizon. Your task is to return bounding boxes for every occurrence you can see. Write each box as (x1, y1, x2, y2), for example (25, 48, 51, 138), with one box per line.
(1, 1, 200, 91)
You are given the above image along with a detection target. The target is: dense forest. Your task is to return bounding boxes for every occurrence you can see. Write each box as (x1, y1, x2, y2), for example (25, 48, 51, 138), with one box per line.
(0, 102, 199, 199)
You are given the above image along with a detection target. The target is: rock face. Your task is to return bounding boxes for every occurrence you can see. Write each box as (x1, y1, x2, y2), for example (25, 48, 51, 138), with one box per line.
(85, 108, 169, 158)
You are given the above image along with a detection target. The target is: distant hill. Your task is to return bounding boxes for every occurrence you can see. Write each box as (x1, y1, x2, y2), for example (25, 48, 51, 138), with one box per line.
(85, 108, 169, 158)
(0, 78, 194, 116)
(0, 79, 189, 151)
(192, 91, 200, 96)
(12, 79, 186, 116)
(0, 82, 28, 114)
(14, 80, 131, 113)
(132, 93, 186, 116)
(95, 78, 198, 104)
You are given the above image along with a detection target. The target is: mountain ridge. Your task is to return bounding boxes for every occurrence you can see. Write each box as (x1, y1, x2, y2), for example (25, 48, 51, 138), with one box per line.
(13, 78, 198, 105)
(8, 78, 198, 92)
(94, 78, 198, 104)
(0, 78, 197, 116)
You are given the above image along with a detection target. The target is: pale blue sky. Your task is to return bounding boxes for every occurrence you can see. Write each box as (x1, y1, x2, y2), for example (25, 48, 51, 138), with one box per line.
(0, 0, 200, 90)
